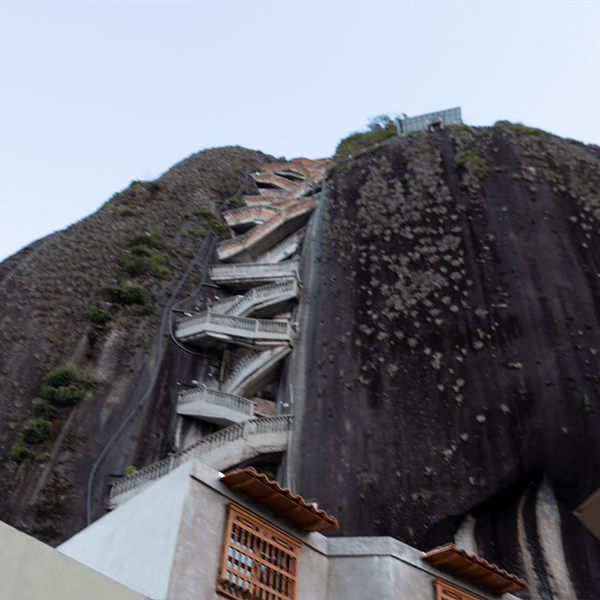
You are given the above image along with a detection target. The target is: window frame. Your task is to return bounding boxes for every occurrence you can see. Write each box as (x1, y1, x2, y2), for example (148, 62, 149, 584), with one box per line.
(433, 578, 486, 600)
(217, 502, 301, 600)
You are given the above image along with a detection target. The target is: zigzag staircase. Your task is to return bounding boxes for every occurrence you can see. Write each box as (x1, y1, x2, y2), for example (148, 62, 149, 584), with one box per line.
(109, 158, 329, 507)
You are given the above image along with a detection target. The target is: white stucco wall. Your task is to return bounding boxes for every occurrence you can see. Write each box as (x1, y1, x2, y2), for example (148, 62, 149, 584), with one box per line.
(166, 460, 329, 600)
(325, 536, 522, 600)
(57, 458, 526, 600)
(58, 460, 193, 600)
(0, 520, 148, 600)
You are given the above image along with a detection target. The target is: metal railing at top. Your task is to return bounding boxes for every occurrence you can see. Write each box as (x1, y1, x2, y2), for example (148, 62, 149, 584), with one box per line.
(396, 107, 462, 136)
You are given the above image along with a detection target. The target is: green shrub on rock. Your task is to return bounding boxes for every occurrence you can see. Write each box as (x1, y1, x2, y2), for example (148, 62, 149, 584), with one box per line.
(98, 283, 122, 303)
(128, 228, 164, 249)
(121, 284, 146, 305)
(24, 418, 53, 444)
(9, 433, 34, 461)
(88, 301, 112, 325)
(43, 366, 78, 389)
(33, 402, 58, 420)
(53, 386, 85, 406)
(137, 302, 156, 316)
(119, 253, 147, 276)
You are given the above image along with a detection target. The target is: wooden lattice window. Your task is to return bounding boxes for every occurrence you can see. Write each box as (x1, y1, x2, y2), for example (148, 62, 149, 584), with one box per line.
(217, 502, 301, 600)
(433, 578, 485, 600)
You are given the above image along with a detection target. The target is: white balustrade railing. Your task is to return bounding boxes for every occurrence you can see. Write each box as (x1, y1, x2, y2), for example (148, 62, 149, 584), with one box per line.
(210, 258, 300, 279)
(176, 311, 293, 343)
(224, 345, 292, 396)
(220, 279, 296, 316)
(109, 416, 293, 501)
(205, 295, 241, 314)
(256, 230, 304, 264)
(178, 385, 254, 416)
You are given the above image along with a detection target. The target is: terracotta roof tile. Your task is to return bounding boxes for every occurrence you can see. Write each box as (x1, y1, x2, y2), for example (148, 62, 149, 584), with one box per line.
(423, 543, 528, 595)
(220, 466, 339, 532)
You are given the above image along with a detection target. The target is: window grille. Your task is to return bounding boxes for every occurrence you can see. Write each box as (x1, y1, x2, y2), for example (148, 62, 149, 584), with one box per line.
(217, 502, 301, 600)
(433, 578, 485, 600)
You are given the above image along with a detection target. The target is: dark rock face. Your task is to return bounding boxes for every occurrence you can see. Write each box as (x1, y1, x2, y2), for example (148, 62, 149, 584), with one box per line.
(2, 128, 600, 598)
(0, 146, 274, 544)
(296, 124, 600, 598)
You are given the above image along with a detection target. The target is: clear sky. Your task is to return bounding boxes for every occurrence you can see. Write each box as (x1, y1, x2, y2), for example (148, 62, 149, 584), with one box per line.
(1, 1, 598, 262)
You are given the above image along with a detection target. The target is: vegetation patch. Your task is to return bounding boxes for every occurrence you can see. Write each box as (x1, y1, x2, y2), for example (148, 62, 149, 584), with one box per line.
(195, 207, 215, 218)
(454, 149, 488, 180)
(494, 120, 550, 136)
(120, 283, 146, 305)
(512, 123, 549, 136)
(120, 228, 170, 277)
(118, 206, 136, 217)
(33, 402, 58, 421)
(189, 226, 205, 237)
(9, 433, 34, 461)
(137, 301, 156, 316)
(149, 252, 170, 276)
(129, 228, 164, 249)
(40, 365, 94, 407)
(24, 418, 54, 444)
(88, 300, 112, 325)
(336, 115, 397, 159)
(206, 219, 227, 233)
(231, 197, 245, 208)
(42, 366, 78, 388)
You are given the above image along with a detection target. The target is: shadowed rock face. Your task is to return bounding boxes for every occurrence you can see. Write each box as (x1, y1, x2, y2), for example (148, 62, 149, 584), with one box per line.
(0, 146, 274, 545)
(296, 124, 600, 598)
(2, 128, 600, 598)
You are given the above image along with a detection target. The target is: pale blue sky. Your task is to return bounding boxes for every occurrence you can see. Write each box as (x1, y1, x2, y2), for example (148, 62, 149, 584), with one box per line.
(1, 1, 599, 262)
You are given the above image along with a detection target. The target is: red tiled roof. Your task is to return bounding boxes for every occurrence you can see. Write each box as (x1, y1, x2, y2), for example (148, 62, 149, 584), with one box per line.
(220, 466, 339, 532)
(423, 543, 528, 595)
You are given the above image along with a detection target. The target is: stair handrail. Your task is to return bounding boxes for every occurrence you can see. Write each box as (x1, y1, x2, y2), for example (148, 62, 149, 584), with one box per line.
(109, 416, 293, 500)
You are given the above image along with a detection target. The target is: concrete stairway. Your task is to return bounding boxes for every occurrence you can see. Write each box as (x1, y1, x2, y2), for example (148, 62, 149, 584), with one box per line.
(109, 416, 293, 508)
(176, 384, 254, 426)
(209, 259, 300, 291)
(216, 198, 317, 263)
(223, 205, 280, 232)
(215, 159, 328, 263)
(212, 279, 299, 318)
(255, 229, 304, 264)
(175, 312, 295, 349)
(225, 345, 292, 398)
(109, 159, 328, 511)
